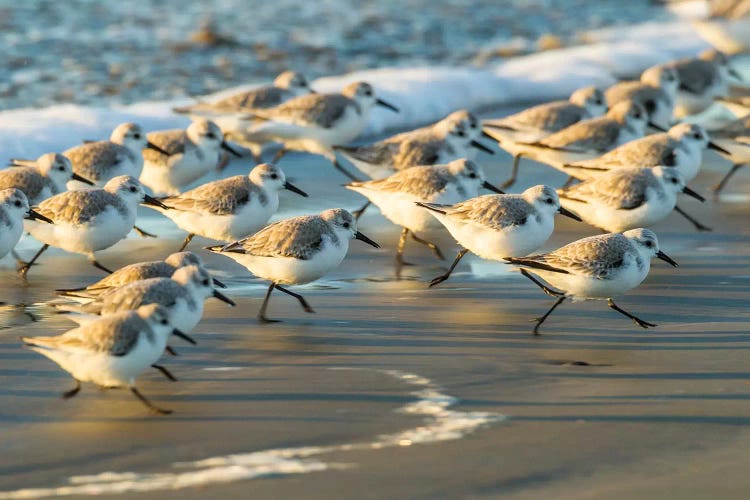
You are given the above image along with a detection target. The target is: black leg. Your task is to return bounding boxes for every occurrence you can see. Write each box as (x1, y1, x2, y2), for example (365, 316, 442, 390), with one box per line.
(429, 249, 469, 288)
(62, 379, 81, 399)
(165, 345, 178, 356)
(18, 244, 49, 279)
(674, 205, 712, 232)
(501, 155, 521, 189)
(130, 386, 172, 414)
(395, 227, 412, 276)
(520, 269, 564, 297)
(272, 147, 287, 164)
(353, 201, 372, 221)
(91, 258, 114, 274)
(152, 364, 178, 382)
(561, 176, 577, 189)
(133, 225, 157, 238)
(410, 232, 445, 261)
(178, 233, 195, 252)
(258, 282, 280, 323)
(274, 284, 315, 313)
(332, 159, 362, 182)
(607, 298, 656, 328)
(531, 296, 566, 335)
(712, 163, 744, 197)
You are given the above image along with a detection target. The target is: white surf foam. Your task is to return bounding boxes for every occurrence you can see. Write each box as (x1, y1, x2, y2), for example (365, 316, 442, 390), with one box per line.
(0, 369, 504, 498)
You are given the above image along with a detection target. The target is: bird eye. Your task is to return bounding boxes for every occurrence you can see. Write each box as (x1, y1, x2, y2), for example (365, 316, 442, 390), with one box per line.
(202, 279, 210, 286)
(206, 132, 216, 139)
(645, 240, 653, 248)
(457, 131, 466, 137)
(270, 174, 279, 180)
(468, 172, 477, 179)
(365, 90, 373, 96)
(343, 222, 350, 229)
(133, 133, 141, 140)
(595, 99, 603, 105)
(671, 178, 678, 184)
(58, 166, 65, 171)
(129, 186, 137, 192)
(14, 200, 21, 207)
(545, 198, 554, 204)
(693, 133, 701, 139)
(160, 319, 168, 325)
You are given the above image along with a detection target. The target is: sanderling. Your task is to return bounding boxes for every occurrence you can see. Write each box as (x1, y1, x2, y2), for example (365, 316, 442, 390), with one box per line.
(207, 208, 379, 322)
(22, 303, 183, 414)
(19, 176, 169, 277)
(505, 228, 678, 335)
(558, 166, 705, 232)
(0, 189, 52, 261)
(3, 153, 93, 204)
(483, 86, 607, 188)
(417, 185, 581, 287)
(64, 123, 168, 189)
(57, 265, 235, 335)
(242, 81, 399, 181)
(174, 71, 314, 163)
(563, 122, 727, 182)
(139, 118, 242, 196)
(709, 115, 750, 194)
(668, 49, 742, 117)
(55, 251, 223, 301)
(605, 64, 680, 130)
(514, 100, 649, 174)
(345, 159, 503, 270)
(154, 163, 308, 251)
(337, 110, 494, 181)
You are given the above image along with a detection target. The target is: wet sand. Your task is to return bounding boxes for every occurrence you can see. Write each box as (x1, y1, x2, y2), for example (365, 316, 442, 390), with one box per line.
(1, 146, 749, 499)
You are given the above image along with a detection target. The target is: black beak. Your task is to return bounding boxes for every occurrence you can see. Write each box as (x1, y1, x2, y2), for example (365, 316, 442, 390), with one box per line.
(283, 181, 308, 197)
(648, 121, 667, 132)
(558, 206, 583, 221)
(142, 194, 170, 209)
(146, 141, 170, 156)
(728, 68, 743, 81)
(172, 329, 197, 345)
(221, 140, 243, 158)
(481, 130, 498, 141)
(656, 250, 678, 267)
(470, 140, 495, 155)
(71, 172, 95, 185)
(212, 277, 226, 288)
(355, 231, 380, 248)
(481, 180, 505, 194)
(682, 186, 706, 202)
(25, 208, 53, 224)
(213, 289, 236, 306)
(707, 141, 731, 155)
(375, 98, 399, 113)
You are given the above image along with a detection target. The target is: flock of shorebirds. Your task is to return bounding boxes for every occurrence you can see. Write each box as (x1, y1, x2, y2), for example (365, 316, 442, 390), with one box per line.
(4, 44, 749, 413)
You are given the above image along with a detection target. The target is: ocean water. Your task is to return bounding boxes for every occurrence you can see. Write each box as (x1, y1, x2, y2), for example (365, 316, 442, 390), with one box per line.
(2, 0, 671, 109)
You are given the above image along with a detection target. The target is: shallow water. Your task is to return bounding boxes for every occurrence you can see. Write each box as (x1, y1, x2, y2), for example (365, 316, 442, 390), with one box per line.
(1, 144, 750, 498)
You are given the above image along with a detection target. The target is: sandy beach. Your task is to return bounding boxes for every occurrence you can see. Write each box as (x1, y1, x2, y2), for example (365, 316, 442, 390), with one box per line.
(0, 143, 748, 498)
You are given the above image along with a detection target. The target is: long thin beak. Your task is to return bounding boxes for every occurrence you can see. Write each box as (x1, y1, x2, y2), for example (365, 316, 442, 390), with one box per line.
(221, 140, 242, 158)
(172, 329, 197, 345)
(656, 250, 678, 267)
(470, 139, 495, 155)
(376, 98, 399, 113)
(648, 121, 667, 132)
(355, 231, 380, 248)
(707, 141, 731, 155)
(71, 172, 95, 185)
(558, 206, 583, 221)
(284, 181, 308, 197)
(481, 130, 497, 141)
(213, 289, 236, 306)
(212, 277, 226, 288)
(142, 194, 170, 209)
(481, 180, 505, 194)
(25, 208, 53, 224)
(146, 141, 170, 156)
(682, 186, 706, 202)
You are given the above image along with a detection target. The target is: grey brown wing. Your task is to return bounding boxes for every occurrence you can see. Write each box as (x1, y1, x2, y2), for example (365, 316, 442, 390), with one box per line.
(162, 176, 251, 215)
(256, 94, 350, 128)
(101, 279, 181, 313)
(232, 216, 329, 260)
(393, 138, 442, 169)
(561, 171, 648, 209)
(36, 190, 118, 224)
(541, 119, 620, 152)
(543, 233, 629, 279)
(64, 143, 128, 180)
(675, 60, 717, 94)
(448, 196, 531, 229)
(144, 130, 186, 162)
(0, 168, 44, 200)
(338, 141, 398, 165)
